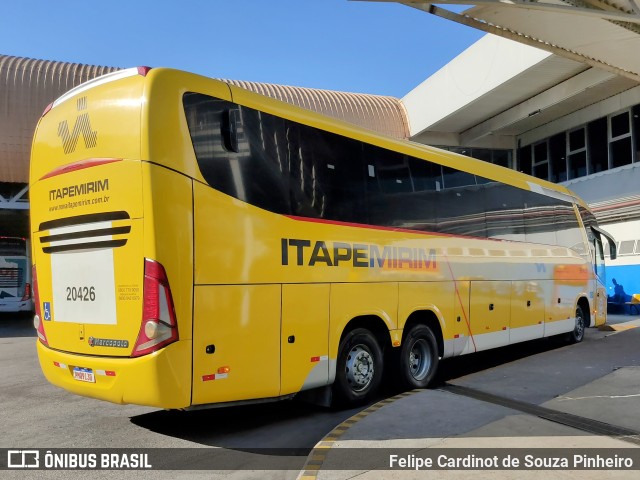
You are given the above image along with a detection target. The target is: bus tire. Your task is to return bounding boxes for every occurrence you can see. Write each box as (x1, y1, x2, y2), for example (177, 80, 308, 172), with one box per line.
(332, 328, 383, 406)
(567, 304, 586, 344)
(399, 325, 439, 389)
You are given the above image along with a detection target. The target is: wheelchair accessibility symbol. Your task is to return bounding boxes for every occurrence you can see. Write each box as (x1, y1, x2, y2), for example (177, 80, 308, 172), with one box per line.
(43, 302, 51, 321)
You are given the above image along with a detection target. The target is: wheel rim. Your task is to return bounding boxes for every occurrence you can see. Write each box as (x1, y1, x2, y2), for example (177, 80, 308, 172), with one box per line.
(345, 345, 375, 392)
(575, 309, 585, 340)
(408, 338, 431, 381)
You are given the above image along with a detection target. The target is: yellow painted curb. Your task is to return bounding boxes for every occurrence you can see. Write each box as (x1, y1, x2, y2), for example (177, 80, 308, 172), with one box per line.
(296, 389, 424, 479)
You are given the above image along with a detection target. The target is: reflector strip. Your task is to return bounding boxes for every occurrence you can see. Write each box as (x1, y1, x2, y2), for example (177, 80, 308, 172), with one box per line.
(202, 373, 229, 382)
(94, 370, 116, 377)
(53, 361, 67, 369)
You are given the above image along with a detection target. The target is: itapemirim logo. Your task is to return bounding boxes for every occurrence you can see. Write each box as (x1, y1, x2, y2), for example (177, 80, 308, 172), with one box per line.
(57, 97, 97, 154)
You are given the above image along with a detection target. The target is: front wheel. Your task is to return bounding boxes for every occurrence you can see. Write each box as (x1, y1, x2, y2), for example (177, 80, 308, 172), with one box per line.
(567, 305, 586, 344)
(332, 328, 383, 406)
(399, 325, 439, 389)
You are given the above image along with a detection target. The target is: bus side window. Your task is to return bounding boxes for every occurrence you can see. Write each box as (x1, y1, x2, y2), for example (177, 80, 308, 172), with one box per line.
(289, 122, 366, 224)
(239, 107, 290, 214)
(523, 191, 558, 247)
(184, 93, 242, 200)
(483, 182, 525, 242)
(555, 204, 584, 253)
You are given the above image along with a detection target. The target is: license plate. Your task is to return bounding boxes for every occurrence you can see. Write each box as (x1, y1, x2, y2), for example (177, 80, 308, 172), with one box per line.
(73, 367, 95, 383)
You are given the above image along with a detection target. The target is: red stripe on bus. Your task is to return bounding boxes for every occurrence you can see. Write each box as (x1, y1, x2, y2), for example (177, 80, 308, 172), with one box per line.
(40, 158, 122, 180)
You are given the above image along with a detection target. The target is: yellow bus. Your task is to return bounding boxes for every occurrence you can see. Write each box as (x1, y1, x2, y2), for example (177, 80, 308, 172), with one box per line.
(29, 67, 616, 409)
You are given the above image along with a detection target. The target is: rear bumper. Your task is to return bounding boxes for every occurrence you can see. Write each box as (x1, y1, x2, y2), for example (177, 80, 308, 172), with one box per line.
(37, 339, 192, 409)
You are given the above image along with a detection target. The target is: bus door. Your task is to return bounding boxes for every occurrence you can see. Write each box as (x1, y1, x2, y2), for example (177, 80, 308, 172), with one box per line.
(591, 225, 616, 325)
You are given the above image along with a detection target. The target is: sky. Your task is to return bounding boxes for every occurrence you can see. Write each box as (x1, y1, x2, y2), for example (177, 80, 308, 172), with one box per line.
(1, 1, 483, 98)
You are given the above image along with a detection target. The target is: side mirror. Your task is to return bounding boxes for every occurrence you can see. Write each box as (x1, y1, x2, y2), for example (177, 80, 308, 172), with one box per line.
(222, 108, 240, 153)
(591, 225, 617, 260)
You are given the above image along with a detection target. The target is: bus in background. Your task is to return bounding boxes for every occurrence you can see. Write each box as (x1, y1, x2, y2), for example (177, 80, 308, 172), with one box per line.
(0, 236, 33, 313)
(29, 67, 616, 410)
(597, 218, 640, 307)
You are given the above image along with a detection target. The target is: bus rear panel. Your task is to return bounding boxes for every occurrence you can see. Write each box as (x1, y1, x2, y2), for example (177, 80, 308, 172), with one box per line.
(30, 69, 192, 409)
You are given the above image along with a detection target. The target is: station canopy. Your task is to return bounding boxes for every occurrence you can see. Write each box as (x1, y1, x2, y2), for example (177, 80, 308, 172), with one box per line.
(370, 1, 640, 142)
(406, 0, 640, 80)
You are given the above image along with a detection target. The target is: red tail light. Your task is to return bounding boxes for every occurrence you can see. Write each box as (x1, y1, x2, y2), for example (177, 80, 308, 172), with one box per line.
(32, 266, 48, 346)
(132, 259, 178, 357)
(22, 282, 32, 301)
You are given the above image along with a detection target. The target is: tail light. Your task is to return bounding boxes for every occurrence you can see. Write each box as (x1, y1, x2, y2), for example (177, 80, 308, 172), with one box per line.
(32, 266, 48, 346)
(22, 282, 32, 301)
(132, 259, 178, 357)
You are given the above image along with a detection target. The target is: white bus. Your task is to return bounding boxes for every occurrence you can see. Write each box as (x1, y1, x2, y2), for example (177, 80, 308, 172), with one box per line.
(0, 237, 33, 313)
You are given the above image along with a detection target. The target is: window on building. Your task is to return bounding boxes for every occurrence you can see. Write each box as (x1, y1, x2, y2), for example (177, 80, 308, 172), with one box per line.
(549, 133, 566, 182)
(587, 117, 608, 173)
(609, 110, 633, 168)
(492, 149, 512, 169)
(532, 141, 549, 180)
(518, 144, 532, 174)
(471, 148, 491, 163)
(633, 105, 640, 162)
(567, 127, 587, 179)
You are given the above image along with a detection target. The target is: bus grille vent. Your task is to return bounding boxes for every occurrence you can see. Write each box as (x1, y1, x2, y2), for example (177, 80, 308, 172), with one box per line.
(38, 211, 131, 254)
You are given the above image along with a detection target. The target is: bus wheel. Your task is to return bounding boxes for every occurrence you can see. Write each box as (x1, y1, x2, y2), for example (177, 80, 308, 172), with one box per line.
(332, 328, 383, 406)
(399, 325, 439, 389)
(567, 305, 586, 344)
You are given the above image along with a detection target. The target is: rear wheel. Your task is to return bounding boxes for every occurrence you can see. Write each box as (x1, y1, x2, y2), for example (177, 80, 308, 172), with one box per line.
(567, 305, 586, 344)
(399, 325, 439, 389)
(332, 328, 383, 406)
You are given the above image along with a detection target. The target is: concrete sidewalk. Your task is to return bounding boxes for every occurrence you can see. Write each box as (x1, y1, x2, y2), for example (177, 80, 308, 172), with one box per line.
(300, 320, 640, 480)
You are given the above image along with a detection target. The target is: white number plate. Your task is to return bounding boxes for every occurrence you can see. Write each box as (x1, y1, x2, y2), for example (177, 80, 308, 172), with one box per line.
(73, 367, 95, 383)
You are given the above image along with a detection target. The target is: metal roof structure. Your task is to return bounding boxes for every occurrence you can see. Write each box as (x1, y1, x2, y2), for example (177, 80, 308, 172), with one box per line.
(0, 54, 409, 187)
(0, 55, 119, 186)
(223, 79, 409, 141)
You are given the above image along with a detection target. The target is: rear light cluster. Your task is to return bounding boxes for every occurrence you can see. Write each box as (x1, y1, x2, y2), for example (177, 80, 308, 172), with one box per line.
(32, 266, 48, 346)
(22, 283, 32, 301)
(132, 259, 179, 357)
